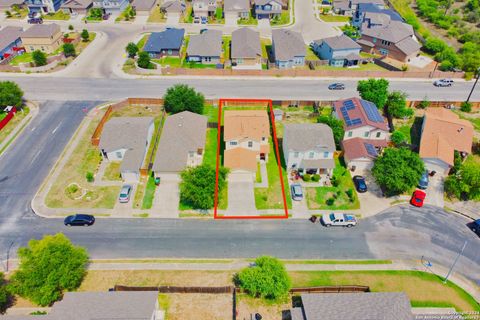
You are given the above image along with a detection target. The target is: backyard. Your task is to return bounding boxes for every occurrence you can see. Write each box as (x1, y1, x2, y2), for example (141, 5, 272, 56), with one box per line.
(305, 157, 360, 210)
(319, 13, 350, 22)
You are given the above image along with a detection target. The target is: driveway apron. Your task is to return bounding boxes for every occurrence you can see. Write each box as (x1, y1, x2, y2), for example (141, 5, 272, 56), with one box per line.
(226, 172, 257, 216)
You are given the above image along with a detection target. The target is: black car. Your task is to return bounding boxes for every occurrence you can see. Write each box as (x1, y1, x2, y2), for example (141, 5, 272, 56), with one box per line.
(28, 17, 43, 24)
(353, 175, 367, 193)
(328, 83, 345, 90)
(467, 219, 480, 237)
(64, 214, 95, 226)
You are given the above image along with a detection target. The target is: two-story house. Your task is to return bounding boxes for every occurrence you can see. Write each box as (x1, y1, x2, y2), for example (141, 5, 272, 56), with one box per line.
(192, 0, 216, 18)
(333, 97, 389, 171)
(21, 23, 62, 54)
(25, 0, 65, 13)
(224, 0, 250, 21)
(312, 34, 362, 67)
(254, 0, 282, 19)
(231, 27, 262, 69)
(0, 27, 24, 63)
(283, 124, 336, 176)
(92, 0, 128, 14)
(224, 110, 270, 176)
(352, 3, 402, 30)
(272, 29, 306, 69)
(153, 111, 207, 180)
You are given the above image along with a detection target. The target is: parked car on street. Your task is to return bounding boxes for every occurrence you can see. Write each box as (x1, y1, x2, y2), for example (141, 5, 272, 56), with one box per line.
(433, 79, 453, 87)
(290, 184, 303, 201)
(118, 185, 132, 203)
(353, 175, 367, 193)
(28, 17, 43, 24)
(418, 171, 429, 190)
(410, 190, 426, 207)
(64, 214, 95, 226)
(328, 83, 345, 90)
(321, 213, 357, 227)
(467, 219, 480, 237)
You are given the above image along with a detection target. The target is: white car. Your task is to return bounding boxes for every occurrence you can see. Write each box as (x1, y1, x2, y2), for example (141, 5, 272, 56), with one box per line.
(321, 213, 357, 227)
(433, 79, 453, 87)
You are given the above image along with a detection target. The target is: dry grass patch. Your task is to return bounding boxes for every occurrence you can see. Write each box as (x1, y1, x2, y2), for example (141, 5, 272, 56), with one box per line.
(103, 161, 122, 181)
(110, 104, 162, 117)
(0, 107, 30, 146)
(164, 293, 232, 320)
(237, 294, 290, 320)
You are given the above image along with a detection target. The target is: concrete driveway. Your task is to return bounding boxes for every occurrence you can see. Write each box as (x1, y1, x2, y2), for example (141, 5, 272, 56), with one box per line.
(225, 13, 238, 26)
(258, 18, 271, 30)
(152, 175, 180, 218)
(166, 13, 180, 25)
(225, 172, 256, 216)
(424, 174, 445, 208)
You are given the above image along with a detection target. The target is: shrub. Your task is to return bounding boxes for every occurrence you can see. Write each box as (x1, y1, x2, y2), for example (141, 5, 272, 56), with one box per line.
(66, 184, 79, 194)
(460, 101, 472, 112)
(0, 273, 11, 313)
(62, 43, 76, 57)
(125, 42, 139, 58)
(32, 50, 47, 67)
(303, 174, 311, 182)
(86, 171, 94, 182)
(331, 176, 339, 187)
(317, 115, 345, 148)
(311, 174, 320, 182)
(326, 198, 335, 206)
(417, 98, 429, 109)
(68, 24, 74, 31)
(137, 51, 152, 69)
(237, 256, 291, 300)
(81, 29, 89, 42)
(5, 10, 11, 17)
(391, 130, 408, 146)
(163, 84, 205, 115)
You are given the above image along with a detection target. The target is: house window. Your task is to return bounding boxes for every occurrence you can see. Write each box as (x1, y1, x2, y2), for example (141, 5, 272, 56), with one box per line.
(168, 50, 172, 55)
(379, 48, 389, 55)
(348, 131, 353, 137)
(189, 151, 194, 158)
(262, 137, 266, 141)
(30, 46, 34, 51)
(230, 141, 237, 146)
(364, 132, 369, 138)
(372, 38, 377, 43)
(293, 152, 299, 158)
(248, 141, 253, 148)
(323, 152, 329, 158)
(376, 132, 381, 138)
(116, 151, 122, 158)
(309, 151, 314, 159)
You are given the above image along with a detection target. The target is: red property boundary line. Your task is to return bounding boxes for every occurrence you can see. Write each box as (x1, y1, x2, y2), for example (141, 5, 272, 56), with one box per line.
(213, 98, 289, 220)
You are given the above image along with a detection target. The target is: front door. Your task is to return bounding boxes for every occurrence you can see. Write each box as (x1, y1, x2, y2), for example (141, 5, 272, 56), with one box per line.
(260, 153, 266, 161)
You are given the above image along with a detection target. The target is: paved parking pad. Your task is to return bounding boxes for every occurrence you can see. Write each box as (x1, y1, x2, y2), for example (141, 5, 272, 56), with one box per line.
(225, 172, 257, 216)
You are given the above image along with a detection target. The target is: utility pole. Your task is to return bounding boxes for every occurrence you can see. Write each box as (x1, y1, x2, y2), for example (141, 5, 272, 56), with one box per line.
(466, 67, 480, 104)
(443, 240, 467, 284)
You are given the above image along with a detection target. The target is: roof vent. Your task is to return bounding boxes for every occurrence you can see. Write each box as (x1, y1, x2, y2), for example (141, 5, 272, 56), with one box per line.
(458, 127, 463, 133)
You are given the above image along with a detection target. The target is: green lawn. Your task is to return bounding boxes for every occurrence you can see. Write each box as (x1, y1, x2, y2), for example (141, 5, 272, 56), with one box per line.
(42, 11, 70, 20)
(455, 111, 480, 131)
(315, 63, 387, 71)
(305, 46, 319, 60)
(203, 128, 219, 167)
(9, 53, 34, 66)
(141, 175, 156, 209)
(0, 107, 30, 151)
(137, 34, 149, 50)
(5, 7, 28, 19)
(223, 36, 231, 62)
(152, 56, 182, 67)
(182, 62, 217, 69)
(305, 157, 360, 210)
(103, 161, 122, 181)
(147, 9, 166, 22)
(261, 38, 271, 59)
(203, 105, 220, 123)
(238, 16, 258, 25)
(254, 139, 292, 210)
(256, 162, 262, 183)
(270, 10, 290, 26)
(319, 14, 350, 22)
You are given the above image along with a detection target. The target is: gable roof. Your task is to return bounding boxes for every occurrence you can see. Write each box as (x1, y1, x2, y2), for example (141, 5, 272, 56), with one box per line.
(187, 29, 222, 57)
(144, 28, 185, 52)
(22, 23, 60, 38)
(351, 0, 385, 6)
(0, 0, 24, 7)
(284, 123, 335, 153)
(342, 137, 388, 161)
(160, 0, 185, 12)
(395, 36, 422, 55)
(60, 0, 93, 9)
(224, 110, 270, 141)
(361, 20, 414, 43)
(131, 0, 156, 11)
(255, 0, 281, 5)
(333, 97, 389, 131)
(333, 0, 350, 11)
(153, 111, 207, 173)
(419, 108, 474, 166)
(224, 0, 250, 11)
(357, 3, 402, 21)
(294, 292, 413, 320)
(99, 117, 154, 172)
(231, 27, 261, 59)
(224, 147, 259, 172)
(272, 29, 306, 61)
(0, 26, 23, 51)
(315, 34, 361, 50)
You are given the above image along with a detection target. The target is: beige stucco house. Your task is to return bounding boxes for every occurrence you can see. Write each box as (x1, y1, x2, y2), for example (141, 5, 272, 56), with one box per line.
(21, 23, 63, 54)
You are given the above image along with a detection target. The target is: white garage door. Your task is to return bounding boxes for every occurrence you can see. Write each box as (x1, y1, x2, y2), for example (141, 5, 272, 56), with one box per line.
(225, 12, 238, 26)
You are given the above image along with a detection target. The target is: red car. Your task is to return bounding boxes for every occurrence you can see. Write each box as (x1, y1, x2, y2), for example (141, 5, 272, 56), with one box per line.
(410, 190, 426, 207)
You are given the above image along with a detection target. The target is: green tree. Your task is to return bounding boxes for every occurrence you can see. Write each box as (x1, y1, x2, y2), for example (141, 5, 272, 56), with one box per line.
(390, 130, 407, 146)
(317, 114, 344, 148)
(424, 37, 447, 54)
(460, 101, 472, 112)
(62, 43, 76, 57)
(163, 84, 205, 114)
(445, 157, 480, 200)
(357, 78, 390, 109)
(8, 234, 88, 306)
(0, 273, 11, 313)
(137, 51, 152, 69)
(81, 29, 90, 42)
(237, 256, 291, 300)
(180, 164, 228, 209)
(32, 50, 47, 67)
(0, 81, 24, 107)
(372, 148, 424, 196)
(68, 24, 74, 31)
(386, 91, 413, 119)
(126, 42, 139, 58)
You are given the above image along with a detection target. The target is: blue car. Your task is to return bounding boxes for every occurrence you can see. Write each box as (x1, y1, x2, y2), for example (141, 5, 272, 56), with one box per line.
(353, 175, 367, 193)
(418, 171, 429, 189)
(468, 219, 480, 237)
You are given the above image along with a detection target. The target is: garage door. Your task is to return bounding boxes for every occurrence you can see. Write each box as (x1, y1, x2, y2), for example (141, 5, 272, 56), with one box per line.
(225, 12, 238, 26)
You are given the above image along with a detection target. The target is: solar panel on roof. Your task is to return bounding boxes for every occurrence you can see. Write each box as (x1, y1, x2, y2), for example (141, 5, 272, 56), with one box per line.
(343, 100, 356, 110)
(364, 143, 378, 157)
(351, 118, 362, 125)
(360, 100, 384, 123)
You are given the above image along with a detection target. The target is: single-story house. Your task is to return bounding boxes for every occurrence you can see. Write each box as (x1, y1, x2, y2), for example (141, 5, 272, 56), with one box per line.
(0, 26, 24, 62)
(99, 117, 154, 182)
(224, 110, 270, 176)
(2, 291, 161, 320)
(272, 29, 306, 69)
(224, 0, 250, 20)
(254, 0, 282, 19)
(290, 292, 414, 320)
(186, 29, 223, 65)
(131, 0, 156, 15)
(21, 23, 63, 54)
(92, 0, 129, 14)
(342, 137, 388, 170)
(160, 0, 185, 14)
(192, 0, 216, 18)
(312, 34, 362, 67)
(283, 123, 336, 176)
(231, 27, 262, 69)
(0, 0, 25, 10)
(419, 108, 474, 174)
(60, 0, 93, 14)
(143, 28, 185, 58)
(153, 111, 207, 180)
(333, 97, 389, 141)
(358, 20, 421, 62)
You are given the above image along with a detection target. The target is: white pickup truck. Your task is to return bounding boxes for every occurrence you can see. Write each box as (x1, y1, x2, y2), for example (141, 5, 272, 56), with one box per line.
(321, 213, 357, 227)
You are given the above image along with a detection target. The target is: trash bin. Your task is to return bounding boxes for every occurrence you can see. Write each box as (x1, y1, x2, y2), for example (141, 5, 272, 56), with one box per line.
(154, 177, 160, 185)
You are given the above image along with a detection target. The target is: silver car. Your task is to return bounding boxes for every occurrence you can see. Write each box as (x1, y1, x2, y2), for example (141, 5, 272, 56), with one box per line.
(118, 185, 132, 203)
(290, 184, 303, 201)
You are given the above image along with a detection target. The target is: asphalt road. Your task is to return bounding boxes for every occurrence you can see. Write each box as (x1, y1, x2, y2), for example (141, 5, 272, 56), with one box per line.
(3, 77, 479, 102)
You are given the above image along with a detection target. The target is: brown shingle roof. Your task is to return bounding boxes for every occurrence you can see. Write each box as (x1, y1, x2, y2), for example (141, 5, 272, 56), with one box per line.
(22, 23, 60, 38)
(419, 108, 474, 166)
(0, 26, 22, 52)
(342, 137, 388, 161)
(224, 147, 258, 171)
(223, 110, 270, 141)
(231, 27, 261, 59)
